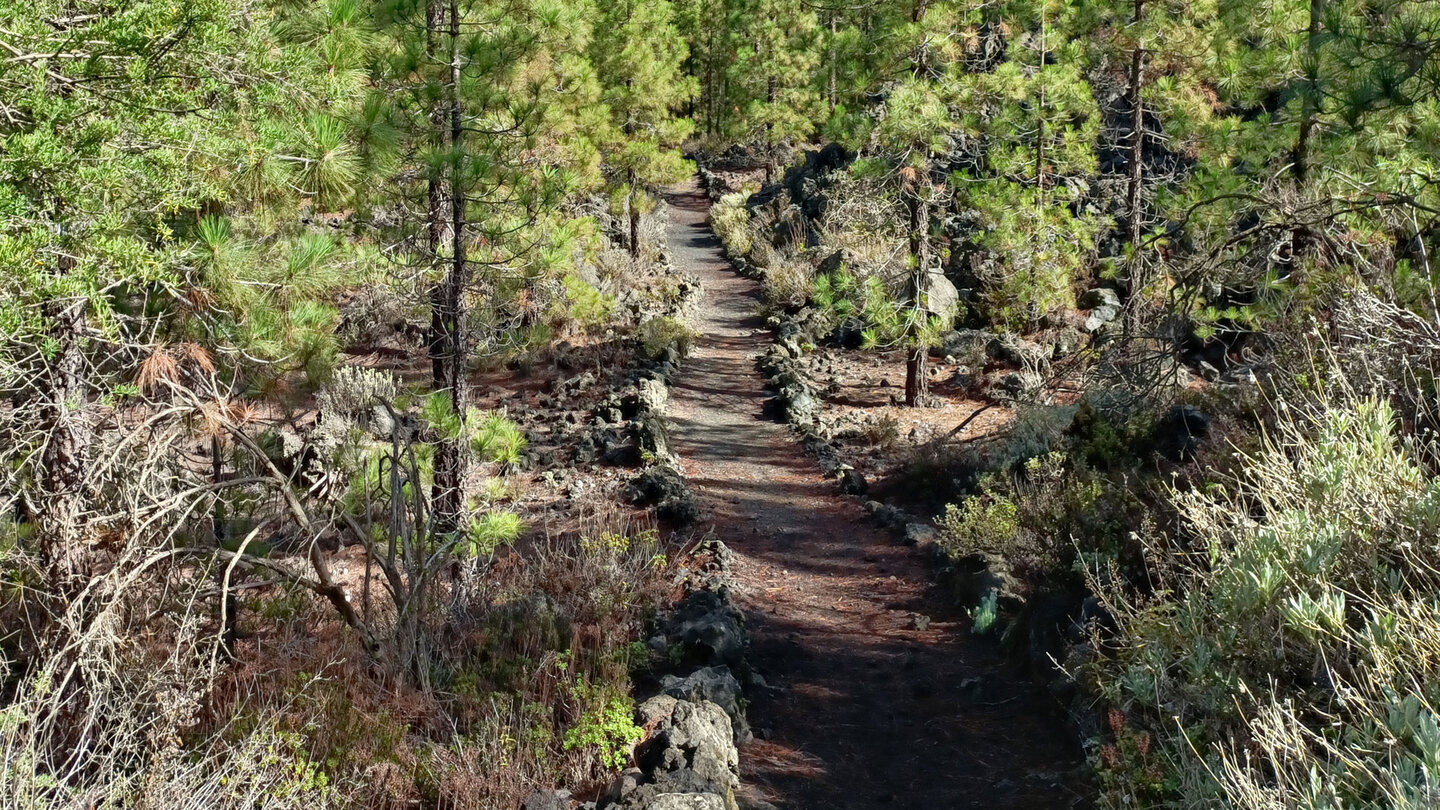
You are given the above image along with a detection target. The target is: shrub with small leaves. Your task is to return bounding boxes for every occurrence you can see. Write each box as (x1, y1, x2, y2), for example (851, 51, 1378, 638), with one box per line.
(1092, 392, 1440, 808)
(562, 679, 643, 771)
(637, 316, 695, 359)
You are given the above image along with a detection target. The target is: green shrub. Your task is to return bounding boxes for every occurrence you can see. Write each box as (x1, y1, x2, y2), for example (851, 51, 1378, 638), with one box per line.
(938, 491, 1020, 559)
(936, 451, 1149, 588)
(463, 511, 524, 558)
(1091, 393, 1440, 809)
(562, 679, 643, 771)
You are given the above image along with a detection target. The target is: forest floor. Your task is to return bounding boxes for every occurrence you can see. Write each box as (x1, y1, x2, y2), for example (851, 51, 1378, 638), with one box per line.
(663, 178, 1090, 810)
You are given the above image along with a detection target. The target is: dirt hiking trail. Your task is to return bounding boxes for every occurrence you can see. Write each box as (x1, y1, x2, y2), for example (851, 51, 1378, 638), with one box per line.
(662, 179, 1088, 810)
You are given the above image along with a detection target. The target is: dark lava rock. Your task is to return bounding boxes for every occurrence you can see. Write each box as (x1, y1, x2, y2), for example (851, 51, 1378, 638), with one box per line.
(661, 666, 751, 743)
(1152, 403, 1209, 461)
(523, 790, 573, 810)
(664, 591, 746, 670)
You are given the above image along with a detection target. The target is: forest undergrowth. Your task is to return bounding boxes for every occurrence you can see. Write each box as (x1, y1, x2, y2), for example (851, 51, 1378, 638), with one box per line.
(6, 0, 1440, 806)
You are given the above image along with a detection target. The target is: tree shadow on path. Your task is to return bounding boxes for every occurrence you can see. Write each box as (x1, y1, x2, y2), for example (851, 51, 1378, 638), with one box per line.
(661, 180, 1090, 810)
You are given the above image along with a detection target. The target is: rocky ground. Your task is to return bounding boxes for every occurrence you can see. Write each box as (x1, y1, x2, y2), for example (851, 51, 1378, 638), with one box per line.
(661, 179, 1089, 809)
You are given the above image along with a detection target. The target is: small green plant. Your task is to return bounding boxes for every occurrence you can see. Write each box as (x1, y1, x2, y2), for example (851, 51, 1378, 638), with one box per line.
(470, 409, 527, 465)
(555, 272, 616, 333)
(418, 399, 526, 467)
(971, 589, 998, 634)
(562, 679, 643, 771)
(419, 391, 465, 440)
(462, 511, 523, 558)
(811, 268, 858, 318)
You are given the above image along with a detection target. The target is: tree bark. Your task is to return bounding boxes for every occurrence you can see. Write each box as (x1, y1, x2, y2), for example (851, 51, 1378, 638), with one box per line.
(425, 0, 451, 386)
(36, 290, 92, 594)
(1294, 0, 1325, 183)
(827, 13, 838, 113)
(628, 174, 642, 260)
(764, 74, 777, 184)
(1034, 8, 1047, 189)
(431, 0, 468, 534)
(904, 177, 930, 407)
(211, 434, 238, 656)
(1123, 0, 1146, 330)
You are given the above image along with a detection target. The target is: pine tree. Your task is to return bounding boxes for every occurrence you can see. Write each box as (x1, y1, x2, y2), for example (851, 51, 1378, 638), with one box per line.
(734, 0, 823, 178)
(371, 0, 568, 532)
(949, 0, 1106, 329)
(1076, 0, 1216, 321)
(591, 0, 695, 257)
(673, 0, 745, 136)
(0, 0, 312, 590)
(862, 77, 955, 406)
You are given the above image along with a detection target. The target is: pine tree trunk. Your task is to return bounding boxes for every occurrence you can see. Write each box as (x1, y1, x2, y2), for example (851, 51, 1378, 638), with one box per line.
(628, 173, 642, 259)
(912, 0, 930, 74)
(1035, 101, 1045, 188)
(1125, 44, 1144, 253)
(1292, 0, 1325, 263)
(425, 0, 450, 391)
(1294, 0, 1324, 183)
(765, 74, 777, 184)
(432, 0, 468, 535)
(1123, 0, 1146, 330)
(827, 13, 838, 113)
(212, 434, 237, 656)
(36, 284, 92, 594)
(904, 181, 930, 407)
(1035, 9, 1047, 189)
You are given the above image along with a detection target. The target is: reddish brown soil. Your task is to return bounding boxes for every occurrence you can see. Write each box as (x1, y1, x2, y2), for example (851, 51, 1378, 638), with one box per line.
(663, 180, 1089, 810)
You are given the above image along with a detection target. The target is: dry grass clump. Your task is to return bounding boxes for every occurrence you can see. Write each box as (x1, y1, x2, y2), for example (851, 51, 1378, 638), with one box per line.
(762, 259, 814, 311)
(0, 537, 345, 810)
(815, 173, 904, 269)
(709, 193, 756, 259)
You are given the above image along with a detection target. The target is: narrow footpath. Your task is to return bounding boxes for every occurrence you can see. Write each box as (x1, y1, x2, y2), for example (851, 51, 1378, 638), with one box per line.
(662, 179, 1088, 810)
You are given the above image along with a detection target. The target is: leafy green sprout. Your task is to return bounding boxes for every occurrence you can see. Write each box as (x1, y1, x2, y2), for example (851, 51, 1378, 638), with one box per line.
(972, 589, 999, 634)
(462, 512, 524, 559)
(562, 680, 643, 771)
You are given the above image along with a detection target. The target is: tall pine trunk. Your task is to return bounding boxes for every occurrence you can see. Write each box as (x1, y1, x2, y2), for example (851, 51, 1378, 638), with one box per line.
(827, 13, 837, 113)
(904, 173, 930, 407)
(1294, 0, 1325, 183)
(1123, 0, 1146, 331)
(426, 0, 450, 387)
(628, 172, 642, 259)
(431, 0, 468, 534)
(36, 281, 92, 595)
(764, 74, 777, 184)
